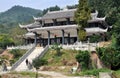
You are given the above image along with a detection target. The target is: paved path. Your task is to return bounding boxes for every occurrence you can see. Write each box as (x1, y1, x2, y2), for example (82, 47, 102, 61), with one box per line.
(38, 71, 95, 78)
(0, 70, 95, 78)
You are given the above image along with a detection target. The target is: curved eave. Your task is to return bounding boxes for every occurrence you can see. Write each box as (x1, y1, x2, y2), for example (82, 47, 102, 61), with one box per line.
(33, 16, 42, 21)
(85, 27, 108, 34)
(28, 24, 78, 32)
(28, 24, 108, 34)
(19, 23, 26, 28)
(19, 23, 41, 29)
(88, 17, 106, 23)
(24, 32, 35, 38)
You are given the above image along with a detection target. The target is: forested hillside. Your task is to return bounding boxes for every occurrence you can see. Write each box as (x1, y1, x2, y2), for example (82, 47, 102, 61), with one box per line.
(0, 5, 42, 33)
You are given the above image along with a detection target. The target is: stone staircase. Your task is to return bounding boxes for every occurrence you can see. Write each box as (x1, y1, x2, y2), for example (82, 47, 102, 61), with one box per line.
(14, 47, 44, 71)
(10, 45, 50, 71)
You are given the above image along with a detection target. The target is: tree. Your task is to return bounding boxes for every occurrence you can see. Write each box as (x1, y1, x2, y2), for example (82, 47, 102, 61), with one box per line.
(74, 0, 91, 41)
(32, 58, 48, 78)
(96, 47, 120, 70)
(42, 5, 60, 15)
(9, 26, 27, 45)
(89, 0, 120, 25)
(75, 50, 90, 71)
(89, 0, 112, 17)
(0, 34, 14, 49)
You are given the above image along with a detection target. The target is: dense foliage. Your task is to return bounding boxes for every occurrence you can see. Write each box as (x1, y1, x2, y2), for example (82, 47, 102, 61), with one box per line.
(89, 34, 101, 43)
(0, 34, 14, 49)
(0, 5, 42, 33)
(9, 49, 27, 64)
(89, 0, 120, 25)
(32, 57, 48, 78)
(32, 58, 48, 70)
(75, 50, 90, 70)
(42, 5, 60, 15)
(74, 0, 91, 41)
(96, 47, 120, 70)
(9, 26, 27, 45)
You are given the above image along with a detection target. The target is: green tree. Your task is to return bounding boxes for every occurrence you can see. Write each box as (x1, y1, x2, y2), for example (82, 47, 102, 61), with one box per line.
(74, 0, 91, 41)
(9, 26, 27, 45)
(0, 34, 14, 49)
(42, 5, 60, 15)
(96, 47, 120, 70)
(89, 0, 112, 17)
(32, 58, 48, 78)
(76, 50, 90, 71)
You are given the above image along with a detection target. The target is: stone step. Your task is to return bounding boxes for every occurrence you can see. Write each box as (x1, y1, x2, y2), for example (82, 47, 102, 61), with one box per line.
(15, 47, 44, 71)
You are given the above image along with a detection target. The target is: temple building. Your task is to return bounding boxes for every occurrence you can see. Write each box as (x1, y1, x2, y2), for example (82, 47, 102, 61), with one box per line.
(19, 8, 109, 46)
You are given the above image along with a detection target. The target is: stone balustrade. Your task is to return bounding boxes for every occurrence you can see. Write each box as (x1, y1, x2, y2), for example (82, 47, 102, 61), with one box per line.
(7, 44, 35, 50)
(62, 42, 99, 51)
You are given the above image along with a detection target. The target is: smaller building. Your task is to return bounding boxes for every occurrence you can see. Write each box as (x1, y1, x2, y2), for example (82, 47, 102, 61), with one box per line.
(19, 8, 109, 46)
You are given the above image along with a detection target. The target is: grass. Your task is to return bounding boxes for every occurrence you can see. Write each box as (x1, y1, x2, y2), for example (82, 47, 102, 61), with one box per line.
(73, 68, 112, 78)
(42, 49, 78, 66)
(41, 48, 79, 74)
(112, 70, 120, 78)
(7, 71, 50, 77)
(9, 49, 27, 64)
(9, 71, 36, 77)
(41, 48, 120, 77)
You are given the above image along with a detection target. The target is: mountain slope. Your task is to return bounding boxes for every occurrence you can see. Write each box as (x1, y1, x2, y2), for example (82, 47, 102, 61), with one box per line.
(0, 5, 42, 33)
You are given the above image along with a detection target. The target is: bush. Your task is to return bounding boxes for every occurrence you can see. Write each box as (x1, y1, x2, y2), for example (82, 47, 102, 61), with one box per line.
(89, 34, 101, 43)
(9, 49, 26, 64)
(96, 47, 120, 70)
(75, 50, 90, 70)
(0, 34, 14, 49)
(32, 58, 48, 69)
(10, 49, 24, 58)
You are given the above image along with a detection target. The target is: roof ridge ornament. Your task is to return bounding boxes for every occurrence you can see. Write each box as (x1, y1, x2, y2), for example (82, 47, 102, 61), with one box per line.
(33, 16, 38, 20)
(63, 6, 68, 11)
(47, 9, 50, 13)
(19, 23, 24, 28)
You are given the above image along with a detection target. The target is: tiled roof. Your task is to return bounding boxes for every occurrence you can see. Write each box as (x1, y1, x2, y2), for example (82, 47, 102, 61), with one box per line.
(42, 9, 76, 19)
(19, 21, 41, 28)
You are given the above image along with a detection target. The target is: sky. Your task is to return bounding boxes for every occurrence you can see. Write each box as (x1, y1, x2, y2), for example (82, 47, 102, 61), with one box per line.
(0, 0, 78, 12)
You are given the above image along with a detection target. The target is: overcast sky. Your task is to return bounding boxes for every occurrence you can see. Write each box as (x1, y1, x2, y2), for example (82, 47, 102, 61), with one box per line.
(0, 0, 78, 12)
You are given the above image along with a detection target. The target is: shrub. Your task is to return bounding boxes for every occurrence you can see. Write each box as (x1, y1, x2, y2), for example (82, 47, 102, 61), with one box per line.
(96, 47, 120, 70)
(9, 49, 26, 64)
(89, 34, 101, 43)
(75, 50, 90, 70)
(32, 58, 48, 69)
(10, 49, 24, 58)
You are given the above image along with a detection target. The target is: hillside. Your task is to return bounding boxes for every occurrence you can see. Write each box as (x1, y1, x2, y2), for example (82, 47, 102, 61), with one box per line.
(0, 5, 42, 33)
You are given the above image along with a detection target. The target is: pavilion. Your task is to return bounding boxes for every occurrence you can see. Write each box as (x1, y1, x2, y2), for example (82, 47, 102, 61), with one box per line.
(19, 8, 109, 46)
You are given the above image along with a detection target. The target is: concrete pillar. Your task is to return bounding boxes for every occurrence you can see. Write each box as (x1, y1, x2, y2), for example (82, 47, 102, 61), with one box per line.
(34, 32, 37, 46)
(62, 30, 65, 45)
(77, 29, 79, 42)
(47, 31, 50, 45)
(68, 33, 70, 44)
